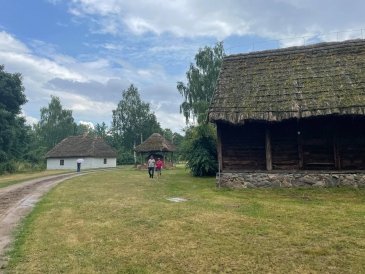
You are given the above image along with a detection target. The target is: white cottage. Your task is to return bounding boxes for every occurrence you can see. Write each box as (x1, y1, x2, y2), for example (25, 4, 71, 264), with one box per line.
(46, 135, 117, 170)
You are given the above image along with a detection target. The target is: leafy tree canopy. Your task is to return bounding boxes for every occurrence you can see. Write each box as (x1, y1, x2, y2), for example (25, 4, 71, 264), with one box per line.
(0, 65, 26, 114)
(0, 65, 29, 172)
(177, 42, 225, 124)
(35, 96, 77, 150)
(95, 122, 108, 139)
(111, 84, 162, 154)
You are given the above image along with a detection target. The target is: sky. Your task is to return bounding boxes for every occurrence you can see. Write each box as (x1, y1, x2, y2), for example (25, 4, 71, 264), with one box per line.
(1, 0, 365, 134)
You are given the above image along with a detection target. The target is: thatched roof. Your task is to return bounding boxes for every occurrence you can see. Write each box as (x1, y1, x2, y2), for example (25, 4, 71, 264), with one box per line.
(46, 135, 117, 158)
(134, 133, 176, 153)
(208, 39, 365, 124)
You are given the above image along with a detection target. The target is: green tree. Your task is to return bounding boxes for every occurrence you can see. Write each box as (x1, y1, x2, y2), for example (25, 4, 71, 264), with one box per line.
(111, 84, 162, 164)
(23, 126, 47, 168)
(177, 42, 225, 124)
(171, 131, 184, 163)
(160, 128, 185, 163)
(0, 65, 29, 173)
(35, 96, 77, 150)
(95, 122, 108, 139)
(76, 123, 95, 136)
(176, 43, 224, 176)
(162, 128, 173, 142)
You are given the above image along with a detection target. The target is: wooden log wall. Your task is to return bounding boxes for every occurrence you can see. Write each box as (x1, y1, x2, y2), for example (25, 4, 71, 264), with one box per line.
(220, 122, 266, 170)
(301, 118, 335, 170)
(270, 120, 299, 170)
(337, 117, 365, 169)
(218, 116, 365, 171)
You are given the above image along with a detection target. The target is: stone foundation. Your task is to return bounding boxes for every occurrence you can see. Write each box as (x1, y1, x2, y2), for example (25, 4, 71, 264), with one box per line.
(216, 171, 365, 188)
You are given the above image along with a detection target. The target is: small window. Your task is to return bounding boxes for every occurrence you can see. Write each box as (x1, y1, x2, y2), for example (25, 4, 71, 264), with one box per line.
(104, 158, 107, 164)
(60, 159, 64, 166)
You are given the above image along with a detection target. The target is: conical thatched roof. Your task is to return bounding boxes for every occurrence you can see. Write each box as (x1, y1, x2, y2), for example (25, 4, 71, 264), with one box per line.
(208, 39, 365, 124)
(46, 135, 117, 158)
(134, 133, 176, 153)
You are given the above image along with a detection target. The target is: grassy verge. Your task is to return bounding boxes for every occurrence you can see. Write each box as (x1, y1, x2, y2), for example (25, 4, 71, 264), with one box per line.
(0, 170, 72, 189)
(5, 166, 365, 273)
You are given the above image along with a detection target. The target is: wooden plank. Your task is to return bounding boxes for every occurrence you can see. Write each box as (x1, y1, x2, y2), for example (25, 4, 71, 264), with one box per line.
(333, 132, 341, 170)
(297, 126, 304, 169)
(217, 124, 223, 171)
(265, 127, 272, 171)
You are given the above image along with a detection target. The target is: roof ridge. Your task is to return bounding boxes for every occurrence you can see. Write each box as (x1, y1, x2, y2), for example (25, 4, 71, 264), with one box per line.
(225, 39, 365, 60)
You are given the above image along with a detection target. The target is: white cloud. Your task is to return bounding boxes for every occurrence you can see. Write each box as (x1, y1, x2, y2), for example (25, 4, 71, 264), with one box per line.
(22, 112, 39, 126)
(0, 33, 86, 83)
(68, 0, 365, 42)
(0, 30, 187, 132)
(49, 90, 116, 117)
(125, 17, 158, 35)
(155, 110, 186, 133)
(0, 31, 30, 53)
(0, 32, 115, 121)
(79, 120, 95, 129)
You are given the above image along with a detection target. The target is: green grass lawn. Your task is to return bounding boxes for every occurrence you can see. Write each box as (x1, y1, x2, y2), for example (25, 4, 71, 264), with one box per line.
(5, 166, 365, 273)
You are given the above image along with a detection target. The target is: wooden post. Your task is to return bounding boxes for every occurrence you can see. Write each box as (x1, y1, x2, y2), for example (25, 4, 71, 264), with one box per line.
(297, 119, 304, 169)
(265, 126, 272, 171)
(217, 124, 223, 171)
(334, 131, 341, 170)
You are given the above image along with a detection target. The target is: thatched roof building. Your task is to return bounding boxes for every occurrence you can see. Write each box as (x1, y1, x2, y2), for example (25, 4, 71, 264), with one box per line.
(135, 133, 176, 153)
(208, 39, 365, 184)
(209, 39, 365, 124)
(46, 135, 117, 158)
(135, 133, 176, 165)
(46, 135, 117, 170)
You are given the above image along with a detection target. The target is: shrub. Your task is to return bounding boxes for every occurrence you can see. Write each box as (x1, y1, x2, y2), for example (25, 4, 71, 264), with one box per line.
(117, 151, 135, 165)
(182, 124, 217, 176)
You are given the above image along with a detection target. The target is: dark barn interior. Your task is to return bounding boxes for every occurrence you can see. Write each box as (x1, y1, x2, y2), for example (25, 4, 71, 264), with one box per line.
(218, 115, 365, 172)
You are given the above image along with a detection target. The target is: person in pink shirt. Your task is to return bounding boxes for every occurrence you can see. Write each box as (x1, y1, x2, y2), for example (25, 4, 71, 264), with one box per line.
(155, 158, 163, 177)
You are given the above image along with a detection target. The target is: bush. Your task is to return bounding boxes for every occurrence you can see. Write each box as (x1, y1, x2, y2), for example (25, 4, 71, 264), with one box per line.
(0, 160, 46, 175)
(0, 160, 17, 174)
(117, 151, 135, 165)
(15, 161, 46, 172)
(182, 124, 217, 176)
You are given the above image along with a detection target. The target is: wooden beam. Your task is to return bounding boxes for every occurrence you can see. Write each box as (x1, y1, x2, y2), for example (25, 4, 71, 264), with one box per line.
(265, 126, 272, 171)
(297, 121, 304, 169)
(334, 131, 341, 170)
(216, 124, 223, 171)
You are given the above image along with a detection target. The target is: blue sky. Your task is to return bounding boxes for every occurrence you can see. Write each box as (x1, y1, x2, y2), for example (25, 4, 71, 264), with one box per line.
(1, 0, 365, 133)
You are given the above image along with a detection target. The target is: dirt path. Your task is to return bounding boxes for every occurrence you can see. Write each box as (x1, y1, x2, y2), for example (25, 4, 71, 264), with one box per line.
(0, 173, 85, 270)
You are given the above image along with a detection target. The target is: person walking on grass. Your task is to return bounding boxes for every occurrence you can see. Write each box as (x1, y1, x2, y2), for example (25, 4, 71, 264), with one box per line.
(155, 158, 163, 178)
(147, 155, 155, 178)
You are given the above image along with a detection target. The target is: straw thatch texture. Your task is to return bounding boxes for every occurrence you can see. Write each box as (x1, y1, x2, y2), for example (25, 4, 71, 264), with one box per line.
(134, 133, 176, 152)
(46, 135, 117, 158)
(208, 39, 365, 124)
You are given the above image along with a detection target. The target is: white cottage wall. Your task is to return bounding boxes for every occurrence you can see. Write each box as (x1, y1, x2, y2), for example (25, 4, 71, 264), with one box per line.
(47, 157, 116, 170)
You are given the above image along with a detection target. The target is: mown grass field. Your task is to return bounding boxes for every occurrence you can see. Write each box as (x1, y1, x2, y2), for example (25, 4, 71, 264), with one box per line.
(5, 166, 365, 273)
